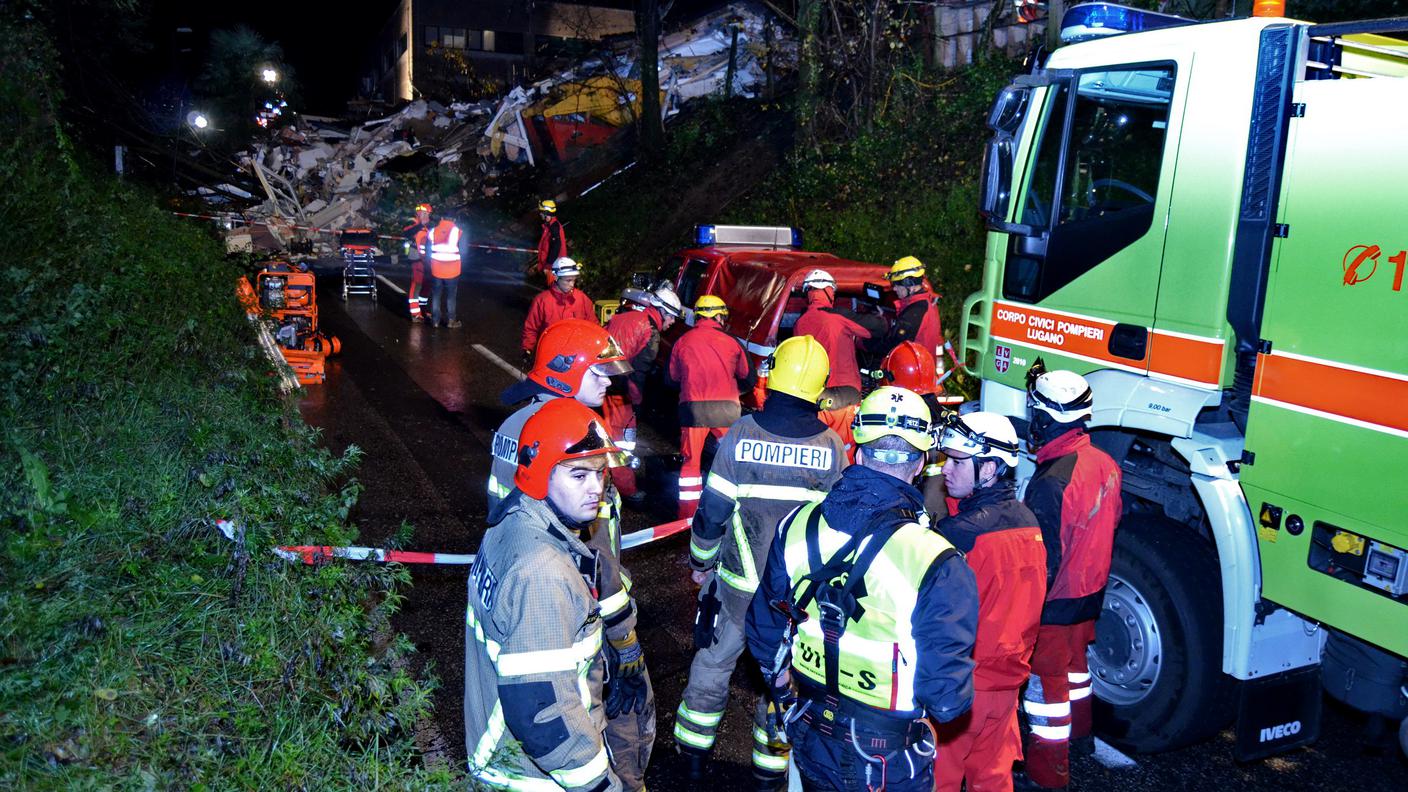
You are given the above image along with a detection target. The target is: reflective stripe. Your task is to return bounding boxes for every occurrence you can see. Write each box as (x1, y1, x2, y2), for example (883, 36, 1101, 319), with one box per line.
(734, 483, 826, 502)
(1068, 672, 1091, 683)
(430, 226, 461, 261)
(706, 473, 738, 499)
(469, 701, 506, 770)
(673, 721, 716, 749)
(1022, 700, 1072, 717)
(1069, 686, 1092, 700)
(599, 587, 631, 618)
(466, 605, 505, 661)
(616, 441, 637, 451)
(679, 490, 702, 501)
(495, 628, 602, 676)
(549, 745, 609, 788)
(679, 476, 704, 487)
(487, 474, 512, 499)
(472, 765, 563, 791)
(753, 726, 771, 744)
(690, 537, 719, 562)
(620, 570, 632, 592)
(717, 512, 759, 593)
(1029, 723, 1072, 741)
(677, 703, 724, 727)
(751, 749, 790, 771)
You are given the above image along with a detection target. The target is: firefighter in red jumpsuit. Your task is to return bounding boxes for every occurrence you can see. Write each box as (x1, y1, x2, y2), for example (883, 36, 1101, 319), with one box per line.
(667, 294, 749, 519)
(932, 412, 1047, 792)
(1019, 368, 1122, 790)
(882, 256, 946, 367)
(522, 257, 597, 362)
(536, 198, 568, 286)
(792, 268, 879, 460)
(602, 286, 682, 501)
(401, 203, 433, 322)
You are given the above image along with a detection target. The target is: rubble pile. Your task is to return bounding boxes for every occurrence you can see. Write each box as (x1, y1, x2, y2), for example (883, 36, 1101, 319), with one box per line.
(217, 1, 791, 256)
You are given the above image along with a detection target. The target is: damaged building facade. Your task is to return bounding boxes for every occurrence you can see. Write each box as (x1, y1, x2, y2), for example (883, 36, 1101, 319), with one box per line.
(366, 0, 636, 103)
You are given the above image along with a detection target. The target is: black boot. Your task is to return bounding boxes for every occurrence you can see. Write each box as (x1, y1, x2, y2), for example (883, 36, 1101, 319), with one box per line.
(680, 747, 709, 782)
(1013, 768, 1067, 792)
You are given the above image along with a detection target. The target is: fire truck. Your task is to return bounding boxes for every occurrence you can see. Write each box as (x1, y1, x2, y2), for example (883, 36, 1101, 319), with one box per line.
(961, 3, 1408, 758)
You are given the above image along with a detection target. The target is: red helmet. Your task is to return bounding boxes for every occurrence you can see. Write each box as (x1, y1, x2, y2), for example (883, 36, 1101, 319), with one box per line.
(882, 341, 939, 395)
(515, 399, 618, 499)
(528, 319, 632, 397)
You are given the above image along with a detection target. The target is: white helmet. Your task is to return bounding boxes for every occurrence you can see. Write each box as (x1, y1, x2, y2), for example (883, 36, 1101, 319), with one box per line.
(938, 411, 1020, 467)
(652, 286, 683, 318)
(802, 268, 836, 291)
(552, 256, 582, 277)
(1028, 369, 1094, 423)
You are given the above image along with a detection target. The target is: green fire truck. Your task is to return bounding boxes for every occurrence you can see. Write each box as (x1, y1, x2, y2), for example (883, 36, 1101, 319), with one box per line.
(961, 3, 1408, 759)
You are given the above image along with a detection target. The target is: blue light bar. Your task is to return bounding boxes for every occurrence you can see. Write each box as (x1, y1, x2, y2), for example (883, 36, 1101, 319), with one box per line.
(695, 224, 717, 246)
(791, 228, 805, 249)
(1060, 3, 1192, 44)
(693, 224, 801, 248)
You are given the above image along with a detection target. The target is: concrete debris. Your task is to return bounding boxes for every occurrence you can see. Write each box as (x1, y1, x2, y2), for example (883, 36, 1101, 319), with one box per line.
(202, 2, 788, 255)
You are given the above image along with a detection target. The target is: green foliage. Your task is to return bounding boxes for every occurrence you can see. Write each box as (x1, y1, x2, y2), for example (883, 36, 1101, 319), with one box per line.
(0, 9, 450, 788)
(196, 26, 298, 144)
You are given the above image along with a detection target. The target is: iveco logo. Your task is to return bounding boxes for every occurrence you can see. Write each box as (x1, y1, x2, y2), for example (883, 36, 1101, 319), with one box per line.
(1259, 720, 1302, 743)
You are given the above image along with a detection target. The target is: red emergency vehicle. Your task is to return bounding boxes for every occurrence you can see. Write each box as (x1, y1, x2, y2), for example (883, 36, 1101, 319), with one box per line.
(655, 225, 893, 407)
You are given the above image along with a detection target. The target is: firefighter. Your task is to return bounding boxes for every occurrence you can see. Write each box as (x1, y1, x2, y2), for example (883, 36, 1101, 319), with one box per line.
(1018, 368, 1122, 791)
(522, 257, 598, 364)
(537, 198, 568, 286)
(487, 319, 655, 791)
(675, 334, 845, 790)
(465, 398, 622, 792)
(932, 412, 1047, 792)
(880, 341, 950, 516)
(602, 286, 683, 502)
(792, 268, 879, 459)
(401, 203, 432, 322)
(882, 255, 945, 365)
(666, 295, 750, 519)
(413, 204, 471, 328)
(746, 386, 979, 792)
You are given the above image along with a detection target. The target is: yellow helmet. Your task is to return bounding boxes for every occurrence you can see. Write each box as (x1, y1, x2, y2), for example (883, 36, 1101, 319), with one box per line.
(766, 335, 830, 405)
(887, 255, 926, 284)
(539, 199, 558, 214)
(694, 294, 728, 319)
(852, 386, 935, 452)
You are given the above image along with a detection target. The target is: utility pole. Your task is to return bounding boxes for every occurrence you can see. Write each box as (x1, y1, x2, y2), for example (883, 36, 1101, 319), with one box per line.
(636, 0, 664, 159)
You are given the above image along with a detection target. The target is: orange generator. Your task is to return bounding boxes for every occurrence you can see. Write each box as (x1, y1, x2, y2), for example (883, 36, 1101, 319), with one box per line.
(242, 260, 340, 385)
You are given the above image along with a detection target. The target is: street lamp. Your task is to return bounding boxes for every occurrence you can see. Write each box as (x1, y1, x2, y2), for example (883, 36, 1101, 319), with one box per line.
(261, 66, 278, 84)
(186, 111, 210, 130)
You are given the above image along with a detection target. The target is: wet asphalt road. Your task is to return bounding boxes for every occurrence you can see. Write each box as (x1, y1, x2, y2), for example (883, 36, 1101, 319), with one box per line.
(298, 251, 1406, 791)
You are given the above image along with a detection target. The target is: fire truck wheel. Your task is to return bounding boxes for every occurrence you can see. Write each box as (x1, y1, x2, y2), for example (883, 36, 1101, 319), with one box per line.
(1090, 514, 1235, 753)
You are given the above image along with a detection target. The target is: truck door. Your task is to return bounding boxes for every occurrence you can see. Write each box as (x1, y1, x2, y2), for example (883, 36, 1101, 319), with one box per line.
(1239, 73, 1408, 656)
(984, 57, 1188, 386)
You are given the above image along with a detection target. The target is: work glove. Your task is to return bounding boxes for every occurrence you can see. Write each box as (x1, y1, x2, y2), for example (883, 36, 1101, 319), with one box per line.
(605, 673, 649, 718)
(520, 349, 533, 369)
(761, 670, 797, 746)
(607, 630, 646, 678)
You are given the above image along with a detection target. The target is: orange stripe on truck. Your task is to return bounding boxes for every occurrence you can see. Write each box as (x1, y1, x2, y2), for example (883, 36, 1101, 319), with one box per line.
(990, 302, 1224, 386)
(1253, 352, 1408, 434)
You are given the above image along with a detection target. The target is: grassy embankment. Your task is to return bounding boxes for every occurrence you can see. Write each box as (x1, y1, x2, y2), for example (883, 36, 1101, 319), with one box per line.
(0, 12, 451, 789)
(571, 57, 1019, 398)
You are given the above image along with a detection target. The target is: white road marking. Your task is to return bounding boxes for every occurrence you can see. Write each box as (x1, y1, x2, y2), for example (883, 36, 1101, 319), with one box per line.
(472, 343, 524, 381)
(1092, 737, 1139, 769)
(375, 273, 405, 295)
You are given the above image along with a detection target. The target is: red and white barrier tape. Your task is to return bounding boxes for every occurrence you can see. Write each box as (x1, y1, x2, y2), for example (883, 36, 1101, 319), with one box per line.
(215, 517, 690, 566)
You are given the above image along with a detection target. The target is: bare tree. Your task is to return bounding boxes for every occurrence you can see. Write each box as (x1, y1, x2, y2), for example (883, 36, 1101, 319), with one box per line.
(636, 0, 664, 159)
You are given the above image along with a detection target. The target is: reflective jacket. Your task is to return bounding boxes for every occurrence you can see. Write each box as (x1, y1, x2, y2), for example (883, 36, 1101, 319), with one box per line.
(464, 492, 621, 792)
(886, 287, 944, 362)
(416, 219, 468, 279)
(936, 481, 1047, 691)
(605, 306, 662, 403)
(1024, 428, 1123, 625)
(747, 464, 979, 723)
(523, 288, 598, 354)
(488, 394, 637, 643)
(792, 292, 872, 392)
(667, 318, 750, 427)
(538, 217, 568, 274)
(690, 393, 846, 594)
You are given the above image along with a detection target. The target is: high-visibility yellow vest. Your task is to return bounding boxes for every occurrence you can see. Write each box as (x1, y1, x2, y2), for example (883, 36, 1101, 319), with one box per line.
(781, 501, 957, 713)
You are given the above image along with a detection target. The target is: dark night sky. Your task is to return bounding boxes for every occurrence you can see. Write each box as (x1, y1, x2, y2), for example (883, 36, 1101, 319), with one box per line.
(150, 0, 399, 113)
